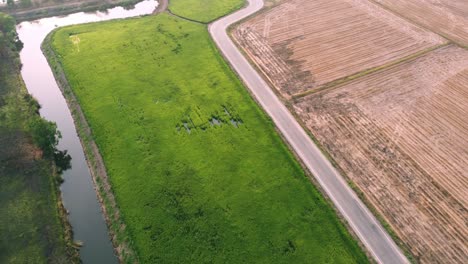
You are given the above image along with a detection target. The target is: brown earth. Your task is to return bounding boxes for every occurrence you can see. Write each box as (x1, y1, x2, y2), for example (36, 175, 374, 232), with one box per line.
(293, 45, 468, 263)
(232, 0, 445, 98)
(373, 0, 468, 47)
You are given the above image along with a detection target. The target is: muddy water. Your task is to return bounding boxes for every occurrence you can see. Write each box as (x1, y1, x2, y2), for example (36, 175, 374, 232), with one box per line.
(16, 1, 157, 263)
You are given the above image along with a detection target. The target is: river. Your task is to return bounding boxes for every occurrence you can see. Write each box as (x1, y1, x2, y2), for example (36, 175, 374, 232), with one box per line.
(16, 1, 157, 262)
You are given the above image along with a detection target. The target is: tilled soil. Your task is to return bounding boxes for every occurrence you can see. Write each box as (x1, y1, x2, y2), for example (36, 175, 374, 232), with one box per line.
(294, 45, 468, 263)
(374, 0, 468, 47)
(233, 0, 445, 97)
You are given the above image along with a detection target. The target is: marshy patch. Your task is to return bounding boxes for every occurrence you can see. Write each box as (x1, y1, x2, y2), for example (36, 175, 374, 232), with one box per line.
(230, 119, 243, 128)
(223, 105, 243, 128)
(209, 117, 221, 126)
(176, 105, 243, 134)
(183, 122, 191, 134)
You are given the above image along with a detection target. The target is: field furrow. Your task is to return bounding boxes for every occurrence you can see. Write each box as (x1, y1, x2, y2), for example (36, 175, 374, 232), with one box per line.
(235, 0, 445, 96)
(374, 0, 468, 47)
(294, 45, 468, 263)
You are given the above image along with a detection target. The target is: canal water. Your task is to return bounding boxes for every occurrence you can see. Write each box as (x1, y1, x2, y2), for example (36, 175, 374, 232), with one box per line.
(16, 1, 157, 262)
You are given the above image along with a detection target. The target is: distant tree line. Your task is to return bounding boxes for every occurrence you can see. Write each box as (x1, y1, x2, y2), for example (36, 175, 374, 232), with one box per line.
(3, 0, 33, 9)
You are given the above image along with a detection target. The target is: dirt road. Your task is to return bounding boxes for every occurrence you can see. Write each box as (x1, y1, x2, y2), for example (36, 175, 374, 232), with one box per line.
(153, 0, 167, 13)
(209, 0, 409, 263)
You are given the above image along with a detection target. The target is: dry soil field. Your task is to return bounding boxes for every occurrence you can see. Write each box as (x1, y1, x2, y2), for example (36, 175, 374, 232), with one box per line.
(293, 45, 468, 263)
(235, 0, 468, 262)
(373, 0, 468, 47)
(233, 0, 445, 98)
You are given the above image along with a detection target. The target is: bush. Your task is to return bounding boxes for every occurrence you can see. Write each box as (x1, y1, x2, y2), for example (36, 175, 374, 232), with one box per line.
(28, 117, 60, 157)
(20, 0, 32, 8)
(0, 12, 23, 57)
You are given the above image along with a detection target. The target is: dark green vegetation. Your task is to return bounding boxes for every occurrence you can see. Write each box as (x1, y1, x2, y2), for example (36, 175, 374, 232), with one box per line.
(0, 12, 22, 58)
(0, 12, 77, 263)
(49, 13, 368, 263)
(169, 0, 245, 23)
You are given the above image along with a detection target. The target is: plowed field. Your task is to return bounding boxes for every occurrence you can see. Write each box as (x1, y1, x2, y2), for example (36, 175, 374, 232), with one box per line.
(233, 0, 445, 98)
(374, 0, 468, 47)
(293, 45, 468, 263)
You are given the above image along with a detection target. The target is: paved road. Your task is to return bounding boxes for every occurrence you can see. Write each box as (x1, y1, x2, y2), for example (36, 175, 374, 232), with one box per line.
(209, 1, 409, 263)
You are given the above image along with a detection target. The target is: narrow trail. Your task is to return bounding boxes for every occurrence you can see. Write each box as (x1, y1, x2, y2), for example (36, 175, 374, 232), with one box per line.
(209, 0, 409, 263)
(153, 0, 168, 14)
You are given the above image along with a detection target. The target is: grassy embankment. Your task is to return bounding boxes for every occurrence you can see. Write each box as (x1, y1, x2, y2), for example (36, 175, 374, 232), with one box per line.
(0, 22, 78, 264)
(169, 0, 244, 23)
(48, 9, 368, 264)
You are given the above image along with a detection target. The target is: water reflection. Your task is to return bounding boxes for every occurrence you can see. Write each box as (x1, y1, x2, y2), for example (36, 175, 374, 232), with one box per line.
(16, 1, 157, 263)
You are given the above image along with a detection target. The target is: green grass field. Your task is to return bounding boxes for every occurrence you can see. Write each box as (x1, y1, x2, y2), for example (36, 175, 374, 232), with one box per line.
(50, 14, 368, 263)
(169, 0, 245, 23)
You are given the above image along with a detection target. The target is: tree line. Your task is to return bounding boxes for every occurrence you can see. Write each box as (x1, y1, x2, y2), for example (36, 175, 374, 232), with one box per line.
(0, 12, 71, 173)
(0, 12, 23, 57)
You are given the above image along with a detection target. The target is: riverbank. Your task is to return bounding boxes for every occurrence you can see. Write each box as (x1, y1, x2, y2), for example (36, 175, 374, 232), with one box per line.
(17, 2, 158, 262)
(0, 33, 79, 263)
(2, 0, 144, 22)
(42, 31, 138, 264)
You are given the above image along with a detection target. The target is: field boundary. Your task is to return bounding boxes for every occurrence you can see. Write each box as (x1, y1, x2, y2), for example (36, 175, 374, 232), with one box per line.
(284, 101, 417, 263)
(292, 42, 451, 99)
(213, 23, 380, 264)
(166, 9, 206, 24)
(42, 31, 140, 264)
(367, 0, 466, 49)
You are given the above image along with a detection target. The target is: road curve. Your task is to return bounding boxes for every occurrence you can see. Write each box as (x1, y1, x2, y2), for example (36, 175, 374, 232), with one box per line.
(209, 1, 409, 263)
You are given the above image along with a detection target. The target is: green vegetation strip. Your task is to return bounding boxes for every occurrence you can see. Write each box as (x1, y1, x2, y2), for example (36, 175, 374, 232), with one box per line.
(49, 14, 368, 263)
(169, 0, 245, 23)
(0, 137, 76, 263)
(0, 13, 78, 263)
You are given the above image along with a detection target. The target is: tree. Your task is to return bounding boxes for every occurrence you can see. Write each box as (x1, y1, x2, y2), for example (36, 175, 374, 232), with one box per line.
(0, 12, 22, 57)
(28, 118, 61, 157)
(0, 90, 71, 170)
(20, 0, 31, 8)
(54, 150, 72, 173)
